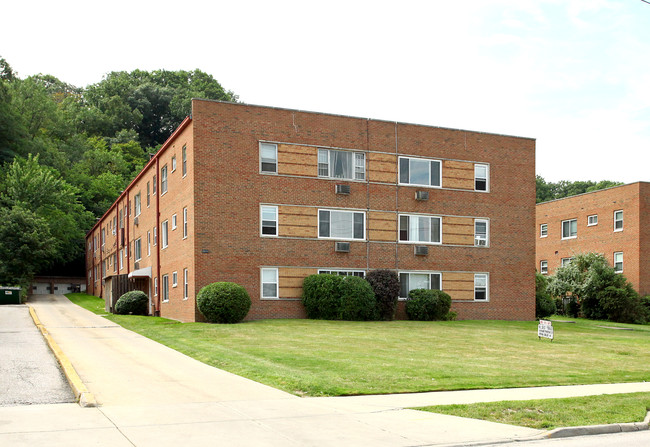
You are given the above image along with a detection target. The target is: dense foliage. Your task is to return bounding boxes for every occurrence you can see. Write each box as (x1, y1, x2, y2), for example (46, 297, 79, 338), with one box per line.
(339, 276, 378, 321)
(535, 273, 556, 319)
(302, 274, 379, 321)
(197, 282, 251, 324)
(547, 253, 648, 324)
(536, 176, 622, 203)
(114, 290, 149, 315)
(0, 56, 236, 287)
(365, 269, 400, 320)
(405, 289, 452, 321)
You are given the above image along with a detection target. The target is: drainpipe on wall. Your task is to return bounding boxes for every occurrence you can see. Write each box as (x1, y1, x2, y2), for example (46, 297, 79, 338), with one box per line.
(155, 157, 161, 316)
(126, 191, 130, 276)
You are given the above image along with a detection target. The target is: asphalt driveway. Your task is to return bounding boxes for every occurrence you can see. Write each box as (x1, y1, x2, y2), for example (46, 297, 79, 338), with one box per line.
(0, 304, 74, 406)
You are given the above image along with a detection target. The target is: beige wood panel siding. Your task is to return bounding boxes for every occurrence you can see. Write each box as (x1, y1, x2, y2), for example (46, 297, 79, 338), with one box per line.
(442, 160, 474, 190)
(368, 211, 397, 242)
(442, 216, 474, 246)
(368, 152, 397, 183)
(277, 144, 318, 177)
(442, 272, 475, 301)
(279, 267, 318, 298)
(278, 206, 318, 238)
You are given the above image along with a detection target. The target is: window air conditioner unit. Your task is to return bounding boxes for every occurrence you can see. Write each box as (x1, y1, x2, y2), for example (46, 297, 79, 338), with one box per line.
(134, 262, 140, 270)
(335, 184, 351, 195)
(415, 190, 429, 201)
(414, 245, 429, 256)
(335, 242, 350, 253)
(134, 217, 139, 226)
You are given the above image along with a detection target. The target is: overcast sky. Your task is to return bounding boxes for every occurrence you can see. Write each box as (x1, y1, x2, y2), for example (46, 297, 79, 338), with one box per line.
(3, 0, 649, 183)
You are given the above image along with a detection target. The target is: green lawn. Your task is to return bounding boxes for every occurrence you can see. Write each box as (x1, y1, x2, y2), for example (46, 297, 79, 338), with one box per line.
(66, 294, 650, 397)
(417, 392, 650, 429)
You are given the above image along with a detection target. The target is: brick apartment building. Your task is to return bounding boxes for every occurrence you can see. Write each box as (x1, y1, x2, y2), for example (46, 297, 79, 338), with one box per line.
(536, 182, 650, 296)
(86, 99, 536, 322)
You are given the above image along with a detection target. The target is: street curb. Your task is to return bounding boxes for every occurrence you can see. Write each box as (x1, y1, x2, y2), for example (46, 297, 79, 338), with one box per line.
(542, 411, 650, 439)
(28, 305, 97, 408)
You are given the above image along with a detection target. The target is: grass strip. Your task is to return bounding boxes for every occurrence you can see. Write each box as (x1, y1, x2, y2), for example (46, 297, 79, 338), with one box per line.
(66, 294, 650, 397)
(416, 392, 650, 429)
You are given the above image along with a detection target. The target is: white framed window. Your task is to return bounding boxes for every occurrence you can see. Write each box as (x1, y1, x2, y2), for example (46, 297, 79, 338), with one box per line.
(614, 252, 623, 273)
(153, 227, 157, 246)
(614, 210, 623, 231)
(398, 214, 441, 244)
(134, 193, 141, 217)
(474, 164, 489, 191)
(113, 254, 117, 272)
(562, 219, 577, 239)
(260, 143, 278, 174)
(474, 219, 489, 246)
(161, 165, 168, 195)
(183, 268, 189, 300)
(172, 271, 178, 287)
(540, 260, 548, 274)
(162, 275, 169, 302)
(261, 205, 278, 236)
(94, 236, 97, 252)
(119, 249, 123, 270)
(154, 277, 158, 296)
(146, 182, 150, 207)
(153, 174, 157, 195)
(399, 272, 442, 299)
(318, 209, 365, 240)
(318, 270, 365, 277)
(399, 156, 441, 187)
(588, 215, 598, 226)
(183, 207, 188, 239)
(317, 148, 365, 181)
(561, 257, 573, 267)
(172, 214, 177, 230)
(182, 145, 187, 177)
(474, 273, 488, 301)
(101, 229, 105, 247)
(161, 220, 168, 249)
(134, 238, 141, 261)
(171, 155, 177, 172)
(540, 224, 548, 238)
(261, 268, 278, 299)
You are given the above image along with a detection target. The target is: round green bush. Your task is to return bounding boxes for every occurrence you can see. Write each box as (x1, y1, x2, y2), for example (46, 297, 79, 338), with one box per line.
(405, 289, 452, 321)
(302, 274, 343, 319)
(115, 290, 148, 315)
(340, 276, 378, 321)
(365, 269, 400, 321)
(196, 282, 251, 323)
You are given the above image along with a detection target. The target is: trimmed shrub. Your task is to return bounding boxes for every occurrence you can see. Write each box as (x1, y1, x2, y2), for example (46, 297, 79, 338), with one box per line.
(405, 289, 452, 321)
(365, 269, 400, 321)
(340, 276, 377, 321)
(115, 290, 148, 315)
(196, 282, 251, 323)
(302, 274, 343, 319)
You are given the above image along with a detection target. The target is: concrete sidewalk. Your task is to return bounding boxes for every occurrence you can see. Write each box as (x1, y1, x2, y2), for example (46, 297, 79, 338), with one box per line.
(2, 294, 647, 447)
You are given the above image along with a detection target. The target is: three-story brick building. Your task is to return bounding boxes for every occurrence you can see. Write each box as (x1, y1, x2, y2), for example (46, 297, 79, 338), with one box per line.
(536, 182, 650, 296)
(86, 99, 536, 321)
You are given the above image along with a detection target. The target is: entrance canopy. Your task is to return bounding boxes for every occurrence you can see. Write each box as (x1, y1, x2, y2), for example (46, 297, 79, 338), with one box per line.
(128, 267, 152, 279)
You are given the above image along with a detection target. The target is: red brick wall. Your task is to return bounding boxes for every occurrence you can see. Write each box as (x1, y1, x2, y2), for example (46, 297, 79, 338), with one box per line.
(536, 182, 648, 296)
(192, 100, 536, 321)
